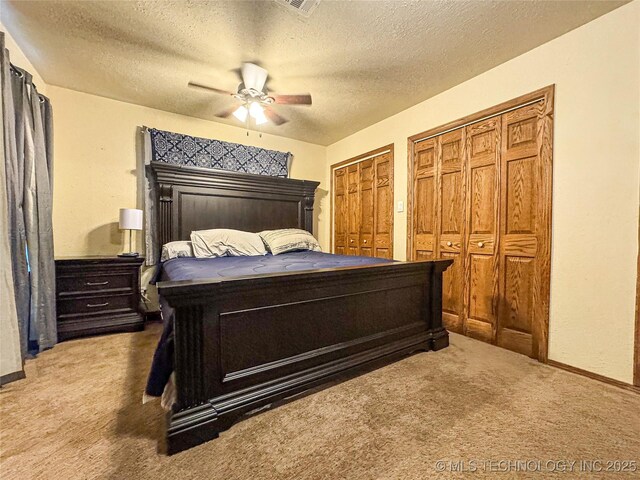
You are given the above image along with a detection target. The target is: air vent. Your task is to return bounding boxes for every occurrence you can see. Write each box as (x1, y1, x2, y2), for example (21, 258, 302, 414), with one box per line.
(274, 0, 321, 17)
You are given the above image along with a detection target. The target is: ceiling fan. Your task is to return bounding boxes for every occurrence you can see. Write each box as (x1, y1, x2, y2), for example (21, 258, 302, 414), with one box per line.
(188, 63, 312, 126)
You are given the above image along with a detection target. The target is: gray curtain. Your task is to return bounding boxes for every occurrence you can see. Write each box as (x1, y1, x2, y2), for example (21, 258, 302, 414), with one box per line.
(0, 33, 23, 383)
(7, 67, 31, 355)
(1, 32, 56, 359)
(24, 71, 56, 350)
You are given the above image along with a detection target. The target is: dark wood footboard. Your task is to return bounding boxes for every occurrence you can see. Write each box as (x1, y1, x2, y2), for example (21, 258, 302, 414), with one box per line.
(158, 259, 452, 454)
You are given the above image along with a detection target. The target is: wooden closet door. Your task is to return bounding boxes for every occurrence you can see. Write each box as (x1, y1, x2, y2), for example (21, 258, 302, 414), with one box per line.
(408, 87, 553, 361)
(333, 146, 394, 259)
(374, 153, 393, 259)
(497, 101, 549, 358)
(359, 159, 374, 256)
(437, 130, 465, 333)
(333, 167, 348, 255)
(463, 117, 501, 343)
(347, 163, 360, 255)
(412, 138, 437, 259)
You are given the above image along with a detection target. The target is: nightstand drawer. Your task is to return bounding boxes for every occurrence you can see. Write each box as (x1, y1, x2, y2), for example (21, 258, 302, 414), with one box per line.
(57, 272, 134, 294)
(57, 293, 135, 317)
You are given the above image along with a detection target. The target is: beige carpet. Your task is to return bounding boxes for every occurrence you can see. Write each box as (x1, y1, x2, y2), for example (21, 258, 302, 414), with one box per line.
(1, 323, 638, 480)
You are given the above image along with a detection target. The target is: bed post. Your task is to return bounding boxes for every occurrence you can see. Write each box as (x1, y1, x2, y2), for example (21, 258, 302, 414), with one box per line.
(429, 260, 450, 350)
(158, 183, 173, 247)
(166, 299, 222, 455)
(304, 194, 315, 234)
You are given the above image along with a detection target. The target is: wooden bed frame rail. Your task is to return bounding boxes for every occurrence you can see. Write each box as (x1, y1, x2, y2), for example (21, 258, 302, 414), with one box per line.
(158, 258, 451, 454)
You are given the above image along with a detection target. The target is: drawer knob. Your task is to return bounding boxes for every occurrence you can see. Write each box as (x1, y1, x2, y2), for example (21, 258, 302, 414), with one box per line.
(364, 239, 368, 244)
(86, 281, 109, 286)
(350, 239, 354, 243)
(87, 302, 109, 308)
(477, 241, 485, 248)
(446, 241, 453, 247)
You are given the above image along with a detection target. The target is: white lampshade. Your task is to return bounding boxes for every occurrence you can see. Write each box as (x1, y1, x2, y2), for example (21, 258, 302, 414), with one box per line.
(119, 208, 143, 230)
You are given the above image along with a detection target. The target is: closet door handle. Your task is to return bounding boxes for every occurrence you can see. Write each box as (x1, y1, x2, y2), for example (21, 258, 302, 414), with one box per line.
(477, 242, 485, 248)
(87, 302, 109, 308)
(86, 281, 109, 286)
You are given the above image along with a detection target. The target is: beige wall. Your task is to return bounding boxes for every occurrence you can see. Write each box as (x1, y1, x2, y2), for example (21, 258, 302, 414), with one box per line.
(326, 1, 640, 384)
(48, 86, 328, 257)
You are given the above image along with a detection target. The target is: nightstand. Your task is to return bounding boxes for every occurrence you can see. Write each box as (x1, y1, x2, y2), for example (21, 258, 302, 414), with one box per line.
(55, 256, 145, 340)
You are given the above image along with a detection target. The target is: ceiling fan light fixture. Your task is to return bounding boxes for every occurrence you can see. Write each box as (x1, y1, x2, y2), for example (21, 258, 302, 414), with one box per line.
(233, 105, 248, 122)
(248, 101, 263, 117)
(233, 105, 249, 122)
(249, 101, 269, 125)
(195, 62, 304, 127)
(254, 109, 269, 125)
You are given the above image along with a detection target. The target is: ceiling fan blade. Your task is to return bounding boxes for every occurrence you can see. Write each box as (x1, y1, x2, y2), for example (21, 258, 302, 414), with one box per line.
(241, 62, 268, 92)
(215, 105, 240, 119)
(188, 81, 234, 95)
(271, 94, 312, 105)
(264, 107, 288, 126)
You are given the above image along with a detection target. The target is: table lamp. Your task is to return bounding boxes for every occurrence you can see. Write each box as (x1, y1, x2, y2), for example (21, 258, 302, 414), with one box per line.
(118, 208, 143, 257)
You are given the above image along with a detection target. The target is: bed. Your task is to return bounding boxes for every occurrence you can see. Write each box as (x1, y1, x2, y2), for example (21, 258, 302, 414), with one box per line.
(147, 161, 452, 454)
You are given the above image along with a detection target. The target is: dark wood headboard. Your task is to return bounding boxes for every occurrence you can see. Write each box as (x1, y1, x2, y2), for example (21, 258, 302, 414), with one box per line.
(150, 162, 319, 247)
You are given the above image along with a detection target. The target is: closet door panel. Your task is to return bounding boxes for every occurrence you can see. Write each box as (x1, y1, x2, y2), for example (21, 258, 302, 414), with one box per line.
(333, 168, 347, 255)
(506, 157, 536, 234)
(463, 118, 500, 342)
(359, 159, 374, 257)
(413, 139, 437, 259)
(374, 153, 393, 259)
(438, 130, 465, 332)
(465, 254, 495, 342)
(415, 176, 435, 255)
(499, 255, 535, 356)
(441, 250, 463, 332)
(498, 103, 541, 357)
(440, 172, 462, 235)
(469, 166, 495, 235)
(347, 164, 360, 255)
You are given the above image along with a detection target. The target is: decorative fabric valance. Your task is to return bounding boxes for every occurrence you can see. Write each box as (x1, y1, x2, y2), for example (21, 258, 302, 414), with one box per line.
(142, 127, 292, 266)
(149, 128, 290, 177)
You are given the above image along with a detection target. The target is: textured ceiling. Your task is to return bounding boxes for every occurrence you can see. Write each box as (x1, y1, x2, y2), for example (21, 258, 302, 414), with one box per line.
(1, 0, 627, 145)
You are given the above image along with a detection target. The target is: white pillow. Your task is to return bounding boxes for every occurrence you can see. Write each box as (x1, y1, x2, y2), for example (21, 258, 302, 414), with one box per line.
(160, 241, 194, 262)
(190, 229, 267, 258)
(259, 229, 322, 256)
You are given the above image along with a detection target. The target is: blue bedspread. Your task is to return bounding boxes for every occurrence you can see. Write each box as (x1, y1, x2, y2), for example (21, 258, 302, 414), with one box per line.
(145, 251, 393, 397)
(160, 250, 392, 282)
